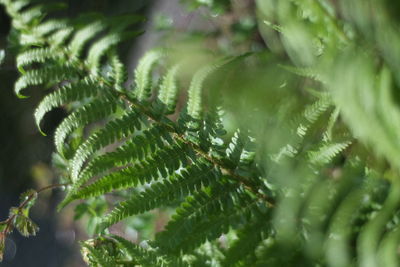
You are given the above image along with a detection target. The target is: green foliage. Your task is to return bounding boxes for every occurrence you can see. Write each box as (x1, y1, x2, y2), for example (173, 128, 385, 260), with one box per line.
(0, 188, 41, 260)
(2, 0, 400, 266)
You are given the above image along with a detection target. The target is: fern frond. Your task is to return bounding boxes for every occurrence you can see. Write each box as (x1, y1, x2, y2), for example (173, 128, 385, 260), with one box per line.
(331, 61, 400, 170)
(34, 78, 100, 134)
(15, 65, 77, 98)
(86, 33, 122, 75)
(273, 96, 332, 162)
(4, 0, 400, 266)
(67, 142, 191, 202)
(48, 27, 74, 47)
(109, 53, 127, 92)
(10, 3, 65, 30)
(156, 188, 231, 253)
(111, 235, 183, 267)
(81, 125, 171, 180)
(156, 183, 264, 253)
(324, 107, 340, 142)
(54, 92, 118, 154)
(13, 6, 43, 28)
(16, 48, 60, 70)
(187, 62, 221, 120)
(279, 64, 325, 83)
(302, 96, 331, 125)
(157, 64, 181, 114)
(308, 141, 351, 165)
(223, 217, 270, 267)
(70, 109, 144, 181)
(100, 161, 219, 229)
(1, 0, 29, 14)
(198, 106, 227, 156)
(226, 130, 256, 168)
(78, 125, 172, 183)
(69, 22, 106, 59)
(81, 241, 115, 266)
(134, 50, 164, 101)
(58, 125, 173, 209)
(32, 19, 68, 37)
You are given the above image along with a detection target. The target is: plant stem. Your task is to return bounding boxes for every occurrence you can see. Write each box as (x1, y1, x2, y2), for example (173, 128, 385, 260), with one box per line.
(1, 183, 69, 235)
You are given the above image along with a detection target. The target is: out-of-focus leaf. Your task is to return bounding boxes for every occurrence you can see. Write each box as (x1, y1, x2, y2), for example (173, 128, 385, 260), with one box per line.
(14, 215, 39, 237)
(0, 50, 4, 65)
(74, 203, 91, 220)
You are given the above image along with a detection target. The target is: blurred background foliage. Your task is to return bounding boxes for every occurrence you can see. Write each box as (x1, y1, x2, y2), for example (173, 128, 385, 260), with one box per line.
(2, 0, 400, 266)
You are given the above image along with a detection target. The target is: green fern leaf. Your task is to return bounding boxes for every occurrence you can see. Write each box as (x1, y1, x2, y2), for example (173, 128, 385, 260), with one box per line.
(223, 217, 270, 266)
(77, 125, 171, 184)
(134, 50, 163, 101)
(100, 161, 218, 229)
(16, 48, 60, 69)
(279, 64, 326, 83)
(1, 0, 29, 14)
(70, 109, 144, 181)
(54, 92, 118, 154)
(69, 22, 106, 59)
(226, 130, 256, 168)
(86, 33, 122, 75)
(157, 64, 181, 114)
(48, 27, 74, 47)
(110, 235, 182, 267)
(308, 141, 351, 165)
(87, 30, 142, 75)
(81, 241, 115, 266)
(302, 96, 331, 125)
(15, 65, 77, 98)
(34, 78, 100, 134)
(109, 53, 127, 92)
(14, 6, 43, 27)
(156, 183, 262, 253)
(58, 125, 173, 209)
(187, 59, 230, 120)
(32, 18, 68, 37)
(67, 142, 190, 202)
